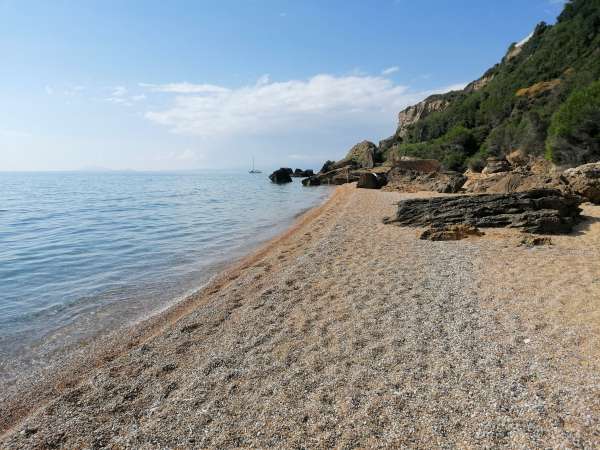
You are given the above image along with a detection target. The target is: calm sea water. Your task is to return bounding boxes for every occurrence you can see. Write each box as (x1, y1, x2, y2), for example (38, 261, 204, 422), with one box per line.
(0, 171, 331, 386)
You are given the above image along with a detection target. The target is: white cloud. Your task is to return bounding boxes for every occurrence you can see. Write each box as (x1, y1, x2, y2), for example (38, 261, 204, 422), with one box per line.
(139, 82, 230, 94)
(143, 73, 465, 137)
(381, 66, 399, 75)
(105, 86, 146, 106)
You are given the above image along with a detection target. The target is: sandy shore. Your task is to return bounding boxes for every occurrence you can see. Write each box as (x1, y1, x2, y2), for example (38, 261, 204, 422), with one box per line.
(1, 185, 599, 448)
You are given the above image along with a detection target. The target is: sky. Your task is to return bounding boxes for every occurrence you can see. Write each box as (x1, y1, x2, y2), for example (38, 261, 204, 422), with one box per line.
(0, 0, 567, 171)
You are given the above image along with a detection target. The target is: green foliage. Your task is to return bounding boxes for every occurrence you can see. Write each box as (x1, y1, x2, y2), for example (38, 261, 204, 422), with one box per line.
(386, 0, 600, 168)
(389, 125, 481, 171)
(546, 79, 600, 164)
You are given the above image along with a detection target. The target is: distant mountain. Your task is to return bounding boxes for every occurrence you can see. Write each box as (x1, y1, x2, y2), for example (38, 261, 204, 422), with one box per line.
(378, 0, 600, 170)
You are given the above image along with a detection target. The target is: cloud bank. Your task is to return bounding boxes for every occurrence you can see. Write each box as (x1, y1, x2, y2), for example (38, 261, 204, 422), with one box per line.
(143, 74, 465, 137)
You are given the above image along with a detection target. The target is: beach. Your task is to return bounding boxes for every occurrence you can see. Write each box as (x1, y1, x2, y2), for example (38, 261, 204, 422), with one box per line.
(1, 184, 599, 448)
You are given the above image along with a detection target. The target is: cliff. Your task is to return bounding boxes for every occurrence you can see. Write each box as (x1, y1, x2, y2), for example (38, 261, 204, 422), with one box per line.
(374, 0, 600, 171)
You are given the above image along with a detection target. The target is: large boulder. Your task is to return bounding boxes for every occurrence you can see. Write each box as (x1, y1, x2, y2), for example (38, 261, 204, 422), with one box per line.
(344, 141, 378, 169)
(269, 168, 293, 184)
(357, 173, 387, 189)
(302, 176, 321, 186)
(383, 189, 583, 234)
(292, 169, 314, 178)
(563, 162, 600, 204)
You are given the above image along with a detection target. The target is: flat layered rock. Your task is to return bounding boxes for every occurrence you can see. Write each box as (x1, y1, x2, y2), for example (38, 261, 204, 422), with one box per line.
(383, 189, 583, 234)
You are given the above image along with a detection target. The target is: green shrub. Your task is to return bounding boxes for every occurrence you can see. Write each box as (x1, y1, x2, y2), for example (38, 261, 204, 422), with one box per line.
(546, 79, 600, 164)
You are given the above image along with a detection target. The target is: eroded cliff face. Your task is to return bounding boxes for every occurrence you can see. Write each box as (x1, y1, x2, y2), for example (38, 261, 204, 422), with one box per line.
(396, 95, 450, 138)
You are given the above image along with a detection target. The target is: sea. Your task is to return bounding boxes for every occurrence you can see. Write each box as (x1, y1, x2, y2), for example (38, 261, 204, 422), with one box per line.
(0, 171, 331, 388)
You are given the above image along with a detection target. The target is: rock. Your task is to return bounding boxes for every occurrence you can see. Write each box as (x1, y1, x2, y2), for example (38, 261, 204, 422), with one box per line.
(419, 224, 485, 241)
(519, 235, 553, 247)
(563, 162, 600, 204)
(269, 168, 293, 184)
(506, 149, 529, 167)
(302, 176, 321, 187)
(482, 157, 511, 175)
(463, 159, 567, 194)
(357, 173, 384, 189)
(320, 160, 336, 173)
(281, 167, 293, 175)
(344, 141, 378, 169)
(389, 158, 441, 173)
(384, 167, 466, 193)
(383, 189, 583, 234)
(292, 169, 314, 178)
(396, 95, 450, 138)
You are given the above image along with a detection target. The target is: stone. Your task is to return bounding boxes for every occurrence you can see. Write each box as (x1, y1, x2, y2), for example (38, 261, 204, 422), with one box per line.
(419, 224, 485, 241)
(269, 168, 293, 184)
(357, 173, 382, 189)
(506, 149, 529, 167)
(396, 95, 450, 138)
(383, 189, 583, 234)
(519, 235, 553, 247)
(563, 162, 600, 204)
(302, 176, 321, 187)
(292, 169, 314, 178)
(482, 157, 511, 175)
(385, 167, 466, 193)
(344, 141, 378, 169)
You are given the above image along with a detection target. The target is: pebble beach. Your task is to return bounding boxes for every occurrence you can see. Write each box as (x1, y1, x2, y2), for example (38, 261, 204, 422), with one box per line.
(1, 184, 599, 448)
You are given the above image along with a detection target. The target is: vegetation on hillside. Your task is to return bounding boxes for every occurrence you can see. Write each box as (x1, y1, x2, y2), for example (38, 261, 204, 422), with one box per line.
(384, 0, 600, 170)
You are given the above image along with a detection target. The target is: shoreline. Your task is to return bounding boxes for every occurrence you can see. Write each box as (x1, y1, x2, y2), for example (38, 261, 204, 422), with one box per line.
(2, 185, 599, 448)
(0, 183, 342, 438)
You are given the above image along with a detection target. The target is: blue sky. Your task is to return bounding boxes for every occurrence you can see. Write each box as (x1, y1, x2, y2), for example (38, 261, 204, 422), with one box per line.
(0, 0, 567, 171)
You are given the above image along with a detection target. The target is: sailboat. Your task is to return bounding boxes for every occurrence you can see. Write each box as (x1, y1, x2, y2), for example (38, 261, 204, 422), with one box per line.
(248, 157, 262, 173)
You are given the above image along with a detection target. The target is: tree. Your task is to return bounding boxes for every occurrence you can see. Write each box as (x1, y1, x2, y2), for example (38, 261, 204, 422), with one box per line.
(546, 80, 600, 165)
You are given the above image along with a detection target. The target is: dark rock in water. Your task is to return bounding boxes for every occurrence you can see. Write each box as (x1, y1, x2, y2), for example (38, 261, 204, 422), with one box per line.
(357, 172, 387, 189)
(563, 162, 600, 204)
(269, 168, 293, 184)
(383, 189, 583, 234)
(281, 168, 293, 175)
(420, 224, 484, 241)
(292, 169, 315, 178)
(302, 176, 321, 186)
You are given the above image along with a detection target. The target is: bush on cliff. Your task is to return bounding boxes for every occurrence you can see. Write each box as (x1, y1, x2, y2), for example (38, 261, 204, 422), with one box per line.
(383, 0, 600, 168)
(546, 79, 600, 164)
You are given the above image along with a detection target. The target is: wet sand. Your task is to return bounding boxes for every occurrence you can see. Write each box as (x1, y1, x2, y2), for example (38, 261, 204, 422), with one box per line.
(1, 185, 599, 448)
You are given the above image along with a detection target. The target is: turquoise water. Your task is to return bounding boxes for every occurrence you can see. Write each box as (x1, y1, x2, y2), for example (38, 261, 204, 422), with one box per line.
(0, 171, 331, 385)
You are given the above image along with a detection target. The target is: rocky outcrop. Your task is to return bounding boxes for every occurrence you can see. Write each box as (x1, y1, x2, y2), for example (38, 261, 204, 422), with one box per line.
(419, 224, 485, 241)
(345, 141, 379, 169)
(463, 157, 567, 194)
(482, 157, 511, 175)
(269, 168, 293, 184)
(396, 95, 451, 138)
(291, 169, 314, 178)
(563, 162, 600, 204)
(389, 158, 441, 173)
(384, 166, 466, 194)
(383, 189, 583, 234)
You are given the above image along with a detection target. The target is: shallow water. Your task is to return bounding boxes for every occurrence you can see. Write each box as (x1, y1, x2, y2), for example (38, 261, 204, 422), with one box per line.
(0, 171, 331, 385)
